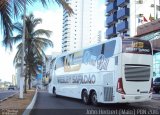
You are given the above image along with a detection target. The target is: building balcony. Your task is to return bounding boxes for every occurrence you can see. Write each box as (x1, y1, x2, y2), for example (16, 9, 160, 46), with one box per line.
(106, 0, 116, 5)
(106, 2, 118, 14)
(117, 8, 129, 20)
(106, 26, 116, 37)
(63, 30, 70, 35)
(117, 0, 129, 7)
(62, 36, 67, 40)
(106, 13, 117, 26)
(106, 0, 116, 2)
(117, 21, 128, 32)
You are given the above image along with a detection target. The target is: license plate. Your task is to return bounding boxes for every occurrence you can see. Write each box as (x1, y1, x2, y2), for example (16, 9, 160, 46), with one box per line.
(135, 96, 141, 99)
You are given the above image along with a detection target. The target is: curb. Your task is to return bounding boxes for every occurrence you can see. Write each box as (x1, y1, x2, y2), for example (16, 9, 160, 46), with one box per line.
(22, 89, 38, 115)
(0, 92, 18, 102)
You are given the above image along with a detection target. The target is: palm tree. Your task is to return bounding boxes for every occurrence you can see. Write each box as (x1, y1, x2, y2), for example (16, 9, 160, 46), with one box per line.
(12, 13, 53, 91)
(0, 0, 72, 50)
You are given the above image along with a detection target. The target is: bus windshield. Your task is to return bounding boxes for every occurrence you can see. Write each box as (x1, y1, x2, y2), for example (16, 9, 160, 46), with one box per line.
(122, 39, 152, 55)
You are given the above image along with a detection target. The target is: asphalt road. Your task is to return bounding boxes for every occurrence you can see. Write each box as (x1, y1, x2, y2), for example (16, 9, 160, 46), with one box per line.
(31, 91, 160, 115)
(0, 90, 17, 101)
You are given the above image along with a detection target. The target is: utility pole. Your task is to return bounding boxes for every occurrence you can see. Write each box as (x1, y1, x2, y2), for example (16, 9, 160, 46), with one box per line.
(19, 0, 26, 99)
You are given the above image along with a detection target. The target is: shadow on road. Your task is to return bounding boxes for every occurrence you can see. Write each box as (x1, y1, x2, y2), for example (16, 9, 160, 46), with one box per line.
(50, 95, 147, 109)
(31, 92, 160, 115)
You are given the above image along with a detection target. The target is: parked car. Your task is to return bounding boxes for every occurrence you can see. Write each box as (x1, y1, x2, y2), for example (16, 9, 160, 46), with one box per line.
(8, 85, 15, 90)
(153, 77, 160, 94)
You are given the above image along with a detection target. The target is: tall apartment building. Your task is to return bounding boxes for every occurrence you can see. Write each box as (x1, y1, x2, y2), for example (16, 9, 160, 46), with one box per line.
(106, 0, 160, 39)
(62, 0, 98, 52)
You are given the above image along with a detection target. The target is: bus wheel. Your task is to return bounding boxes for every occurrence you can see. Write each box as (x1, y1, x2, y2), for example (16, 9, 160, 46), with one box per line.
(82, 90, 90, 105)
(52, 87, 56, 97)
(91, 91, 98, 106)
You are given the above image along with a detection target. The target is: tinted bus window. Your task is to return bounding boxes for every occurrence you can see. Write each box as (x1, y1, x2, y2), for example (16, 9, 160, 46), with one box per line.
(83, 45, 102, 64)
(122, 39, 152, 55)
(104, 40, 116, 58)
(73, 51, 83, 65)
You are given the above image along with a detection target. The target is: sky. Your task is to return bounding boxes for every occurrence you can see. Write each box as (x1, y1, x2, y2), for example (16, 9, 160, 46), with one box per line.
(0, 0, 106, 82)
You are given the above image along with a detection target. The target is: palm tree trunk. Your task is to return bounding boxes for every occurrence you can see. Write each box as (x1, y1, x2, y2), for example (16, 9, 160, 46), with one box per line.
(24, 74, 27, 93)
(28, 72, 31, 89)
(27, 39, 32, 90)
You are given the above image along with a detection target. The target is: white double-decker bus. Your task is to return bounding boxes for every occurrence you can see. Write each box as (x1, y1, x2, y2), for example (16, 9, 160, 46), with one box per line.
(48, 37, 153, 105)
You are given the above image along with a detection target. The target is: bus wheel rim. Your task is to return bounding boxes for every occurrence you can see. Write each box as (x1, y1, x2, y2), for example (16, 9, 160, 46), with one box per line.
(92, 93, 97, 104)
(83, 94, 88, 103)
(83, 92, 88, 103)
(84, 96, 87, 102)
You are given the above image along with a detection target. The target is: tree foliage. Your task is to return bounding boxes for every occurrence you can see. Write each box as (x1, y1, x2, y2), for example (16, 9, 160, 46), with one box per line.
(12, 13, 53, 90)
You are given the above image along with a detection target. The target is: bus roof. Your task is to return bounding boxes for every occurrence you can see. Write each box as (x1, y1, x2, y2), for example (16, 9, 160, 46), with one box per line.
(57, 37, 122, 58)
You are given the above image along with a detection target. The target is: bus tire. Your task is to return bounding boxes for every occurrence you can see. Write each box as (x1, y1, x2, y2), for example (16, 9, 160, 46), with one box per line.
(52, 87, 57, 97)
(82, 90, 90, 105)
(91, 91, 98, 106)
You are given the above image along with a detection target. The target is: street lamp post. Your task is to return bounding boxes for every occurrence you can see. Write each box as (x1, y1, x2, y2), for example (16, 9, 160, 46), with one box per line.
(19, 0, 26, 99)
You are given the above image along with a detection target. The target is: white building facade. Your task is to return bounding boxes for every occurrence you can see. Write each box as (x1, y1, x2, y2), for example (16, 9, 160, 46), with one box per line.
(62, 0, 99, 52)
(106, 0, 160, 38)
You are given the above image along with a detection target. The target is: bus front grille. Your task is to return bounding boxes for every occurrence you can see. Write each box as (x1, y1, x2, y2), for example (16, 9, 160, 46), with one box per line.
(104, 87, 113, 101)
(125, 65, 150, 81)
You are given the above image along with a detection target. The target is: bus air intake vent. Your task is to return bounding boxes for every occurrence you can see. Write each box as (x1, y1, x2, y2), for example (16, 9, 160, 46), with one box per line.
(104, 87, 113, 101)
(125, 64, 150, 81)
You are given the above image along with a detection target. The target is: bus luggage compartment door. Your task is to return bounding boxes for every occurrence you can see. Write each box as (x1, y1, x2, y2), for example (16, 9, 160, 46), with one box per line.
(103, 72, 114, 102)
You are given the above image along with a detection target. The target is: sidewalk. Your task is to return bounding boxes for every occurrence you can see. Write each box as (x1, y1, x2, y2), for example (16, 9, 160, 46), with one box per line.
(0, 89, 35, 115)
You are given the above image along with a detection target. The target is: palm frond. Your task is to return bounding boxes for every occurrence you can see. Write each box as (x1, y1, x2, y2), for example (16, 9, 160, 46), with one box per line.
(38, 0, 49, 7)
(31, 44, 44, 59)
(33, 18, 42, 27)
(10, 35, 22, 44)
(33, 39, 47, 50)
(25, 15, 34, 34)
(16, 42, 22, 49)
(13, 0, 34, 18)
(0, 1, 13, 50)
(33, 37, 53, 48)
(32, 29, 52, 38)
(12, 22, 23, 33)
(12, 0, 24, 18)
(32, 0, 73, 14)
(33, 42, 47, 59)
(55, 0, 73, 15)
